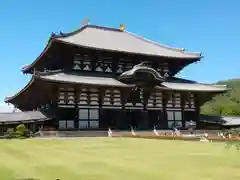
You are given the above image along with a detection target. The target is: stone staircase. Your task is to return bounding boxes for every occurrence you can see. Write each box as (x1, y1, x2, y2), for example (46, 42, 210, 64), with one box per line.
(111, 130, 220, 137)
(33, 130, 58, 137)
(33, 130, 109, 138)
(33, 129, 221, 138)
(57, 131, 108, 137)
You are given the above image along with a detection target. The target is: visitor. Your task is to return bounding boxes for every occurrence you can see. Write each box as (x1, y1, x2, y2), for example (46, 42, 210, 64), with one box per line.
(200, 136, 209, 142)
(153, 125, 159, 136)
(219, 132, 225, 138)
(171, 122, 177, 137)
(188, 120, 195, 135)
(204, 132, 208, 138)
(108, 128, 112, 137)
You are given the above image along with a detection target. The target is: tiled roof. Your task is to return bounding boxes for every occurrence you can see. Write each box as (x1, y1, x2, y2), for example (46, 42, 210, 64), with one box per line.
(22, 24, 202, 73)
(0, 111, 49, 124)
(55, 25, 201, 59)
(5, 72, 228, 104)
(200, 114, 240, 126)
(39, 72, 227, 92)
(160, 82, 228, 92)
(39, 72, 132, 87)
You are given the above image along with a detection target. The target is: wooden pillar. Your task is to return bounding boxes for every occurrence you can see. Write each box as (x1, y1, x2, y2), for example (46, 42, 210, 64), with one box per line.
(162, 91, 170, 129)
(142, 88, 150, 111)
(142, 88, 150, 129)
(74, 88, 80, 129)
(91, 51, 98, 72)
(98, 88, 104, 128)
(51, 86, 59, 130)
(120, 89, 131, 129)
(120, 89, 128, 110)
(181, 92, 187, 129)
(87, 88, 91, 128)
(30, 123, 37, 133)
(194, 93, 200, 129)
(99, 88, 104, 108)
(64, 45, 75, 71)
(112, 54, 118, 74)
(141, 110, 149, 130)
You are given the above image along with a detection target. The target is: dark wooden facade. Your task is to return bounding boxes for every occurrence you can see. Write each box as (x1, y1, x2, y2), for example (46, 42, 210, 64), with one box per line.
(53, 86, 198, 130)
(27, 50, 201, 130)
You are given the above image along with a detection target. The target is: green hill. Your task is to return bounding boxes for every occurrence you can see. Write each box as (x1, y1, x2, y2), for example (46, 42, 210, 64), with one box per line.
(201, 79, 240, 116)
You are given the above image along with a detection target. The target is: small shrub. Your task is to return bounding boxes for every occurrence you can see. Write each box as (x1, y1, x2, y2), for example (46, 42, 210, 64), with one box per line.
(5, 124, 31, 139)
(16, 124, 30, 138)
(5, 128, 15, 139)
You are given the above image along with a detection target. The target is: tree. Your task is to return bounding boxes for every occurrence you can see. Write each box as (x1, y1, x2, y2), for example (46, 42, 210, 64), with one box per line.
(201, 79, 240, 116)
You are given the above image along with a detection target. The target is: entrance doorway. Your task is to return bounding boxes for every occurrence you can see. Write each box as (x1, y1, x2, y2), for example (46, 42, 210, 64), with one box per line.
(125, 109, 147, 129)
(99, 109, 122, 129)
(148, 110, 165, 129)
(126, 109, 138, 128)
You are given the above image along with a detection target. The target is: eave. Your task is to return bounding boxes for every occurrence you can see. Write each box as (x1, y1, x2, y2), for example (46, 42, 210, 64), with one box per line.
(5, 72, 134, 107)
(22, 36, 55, 74)
(5, 76, 35, 103)
(200, 114, 240, 126)
(0, 111, 51, 125)
(6, 71, 229, 110)
(159, 82, 229, 92)
(22, 24, 202, 74)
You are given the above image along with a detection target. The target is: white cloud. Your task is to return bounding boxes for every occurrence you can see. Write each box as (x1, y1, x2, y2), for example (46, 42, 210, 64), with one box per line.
(0, 103, 14, 113)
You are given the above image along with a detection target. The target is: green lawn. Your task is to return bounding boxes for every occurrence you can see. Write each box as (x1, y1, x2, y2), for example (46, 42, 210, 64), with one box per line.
(0, 138, 239, 180)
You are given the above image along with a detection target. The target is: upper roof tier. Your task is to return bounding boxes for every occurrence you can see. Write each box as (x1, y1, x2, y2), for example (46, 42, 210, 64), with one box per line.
(53, 25, 202, 59)
(22, 24, 202, 73)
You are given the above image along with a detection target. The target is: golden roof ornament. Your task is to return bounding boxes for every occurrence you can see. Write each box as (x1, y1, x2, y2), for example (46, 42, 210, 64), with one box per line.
(120, 24, 126, 31)
(82, 18, 90, 26)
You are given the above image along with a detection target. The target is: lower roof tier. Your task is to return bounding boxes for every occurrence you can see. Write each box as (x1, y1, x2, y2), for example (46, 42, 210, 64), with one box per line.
(200, 114, 240, 126)
(0, 111, 49, 125)
(5, 72, 228, 110)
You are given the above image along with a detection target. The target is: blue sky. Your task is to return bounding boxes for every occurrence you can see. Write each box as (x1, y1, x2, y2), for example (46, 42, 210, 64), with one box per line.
(0, 0, 240, 110)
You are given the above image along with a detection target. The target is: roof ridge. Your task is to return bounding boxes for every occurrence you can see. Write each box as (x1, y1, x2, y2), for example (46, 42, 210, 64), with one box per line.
(124, 30, 202, 56)
(53, 24, 122, 38)
(54, 24, 202, 57)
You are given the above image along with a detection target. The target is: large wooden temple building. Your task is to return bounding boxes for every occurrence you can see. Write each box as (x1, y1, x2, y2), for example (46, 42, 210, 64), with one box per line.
(3, 23, 228, 132)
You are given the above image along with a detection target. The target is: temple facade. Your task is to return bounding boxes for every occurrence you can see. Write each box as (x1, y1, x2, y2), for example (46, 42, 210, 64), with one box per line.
(4, 23, 228, 132)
